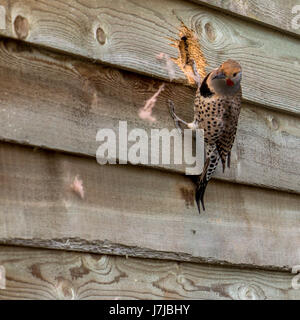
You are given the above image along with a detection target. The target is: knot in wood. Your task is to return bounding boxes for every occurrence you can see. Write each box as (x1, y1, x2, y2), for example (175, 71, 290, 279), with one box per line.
(271, 118, 279, 130)
(55, 277, 76, 300)
(96, 27, 106, 45)
(14, 15, 29, 40)
(236, 283, 265, 300)
(204, 22, 216, 41)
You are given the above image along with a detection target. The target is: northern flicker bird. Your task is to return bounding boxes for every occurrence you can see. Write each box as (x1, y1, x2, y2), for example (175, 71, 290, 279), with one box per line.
(169, 59, 242, 213)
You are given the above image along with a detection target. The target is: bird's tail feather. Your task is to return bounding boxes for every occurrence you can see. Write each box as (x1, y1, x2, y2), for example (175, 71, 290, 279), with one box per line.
(193, 158, 210, 214)
(195, 177, 208, 213)
(193, 149, 220, 214)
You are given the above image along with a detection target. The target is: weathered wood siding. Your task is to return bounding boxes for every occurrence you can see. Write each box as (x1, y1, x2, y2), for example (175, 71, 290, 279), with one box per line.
(0, 0, 299, 299)
(190, 0, 300, 37)
(0, 246, 299, 300)
(0, 39, 299, 193)
(0, 141, 299, 270)
(0, 0, 299, 114)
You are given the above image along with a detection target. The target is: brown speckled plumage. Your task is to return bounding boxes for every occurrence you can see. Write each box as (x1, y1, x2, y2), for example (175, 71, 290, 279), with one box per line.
(194, 60, 242, 212)
(194, 87, 242, 174)
(169, 59, 243, 214)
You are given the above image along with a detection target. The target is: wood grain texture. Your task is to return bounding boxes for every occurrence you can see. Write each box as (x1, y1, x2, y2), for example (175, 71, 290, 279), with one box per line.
(0, 0, 299, 114)
(0, 142, 299, 270)
(190, 0, 300, 37)
(0, 39, 299, 194)
(0, 246, 299, 300)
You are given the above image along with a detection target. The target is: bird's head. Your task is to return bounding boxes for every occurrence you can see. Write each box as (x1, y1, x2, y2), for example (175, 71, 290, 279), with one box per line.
(208, 59, 242, 95)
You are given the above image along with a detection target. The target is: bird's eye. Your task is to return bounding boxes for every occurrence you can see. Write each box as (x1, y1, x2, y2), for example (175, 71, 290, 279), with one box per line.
(233, 72, 237, 77)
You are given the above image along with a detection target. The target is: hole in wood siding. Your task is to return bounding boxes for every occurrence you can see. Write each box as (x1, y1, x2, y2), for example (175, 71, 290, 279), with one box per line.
(169, 22, 207, 85)
(96, 27, 106, 45)
(14, 15, 29, 40)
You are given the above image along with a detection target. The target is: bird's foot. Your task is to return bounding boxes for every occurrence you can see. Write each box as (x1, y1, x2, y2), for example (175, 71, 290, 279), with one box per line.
(191, 59, 201, 88)
(168, 99, 184, 135)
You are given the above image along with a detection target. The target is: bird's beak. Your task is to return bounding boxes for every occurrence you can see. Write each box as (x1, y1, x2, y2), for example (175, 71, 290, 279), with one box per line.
(212, 71, 226, 80)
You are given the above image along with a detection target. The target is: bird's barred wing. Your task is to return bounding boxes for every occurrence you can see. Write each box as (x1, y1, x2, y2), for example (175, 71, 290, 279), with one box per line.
(216, 91, 242, 171)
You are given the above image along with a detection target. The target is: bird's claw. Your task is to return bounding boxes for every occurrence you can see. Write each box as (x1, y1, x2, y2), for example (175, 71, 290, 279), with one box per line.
(168, 99, 183, 135)
(191, 59, 201, 87)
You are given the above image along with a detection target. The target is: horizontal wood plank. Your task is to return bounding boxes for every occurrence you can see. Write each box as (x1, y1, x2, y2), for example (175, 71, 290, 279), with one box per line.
(189, 0, 300, 37)
(0, 39, 299, 194)
(0, 246, 299, 300)
(0, 142, 299, 270)
(0, 0, 299, 114)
